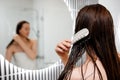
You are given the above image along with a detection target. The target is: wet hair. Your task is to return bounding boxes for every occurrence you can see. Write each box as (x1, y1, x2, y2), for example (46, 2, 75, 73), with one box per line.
(58, 4, 120, 80)
(6, 20, 29, 48)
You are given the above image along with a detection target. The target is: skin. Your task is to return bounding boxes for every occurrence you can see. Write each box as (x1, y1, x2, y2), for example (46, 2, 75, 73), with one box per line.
(55, 40, 116, 80)
(55, 40, 71, 65)
(5, 23, 37, 62)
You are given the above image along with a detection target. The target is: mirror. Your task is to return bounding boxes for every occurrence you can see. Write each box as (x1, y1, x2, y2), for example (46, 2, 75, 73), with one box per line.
(0, 0, 73, 69)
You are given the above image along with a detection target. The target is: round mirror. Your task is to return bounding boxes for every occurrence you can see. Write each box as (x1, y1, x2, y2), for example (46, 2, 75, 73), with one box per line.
(0, 0, 73, 70)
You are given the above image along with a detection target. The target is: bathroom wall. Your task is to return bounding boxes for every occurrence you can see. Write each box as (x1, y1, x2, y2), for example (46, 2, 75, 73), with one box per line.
(33, 0, 73, 66)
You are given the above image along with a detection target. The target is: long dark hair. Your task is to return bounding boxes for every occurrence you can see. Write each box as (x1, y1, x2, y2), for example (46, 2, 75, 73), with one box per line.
(6, 20, 29, 48)
(58, 4, 120, 80)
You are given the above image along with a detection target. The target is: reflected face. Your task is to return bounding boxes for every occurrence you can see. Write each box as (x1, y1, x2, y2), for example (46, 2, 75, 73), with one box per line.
(19, 23, 30, 38)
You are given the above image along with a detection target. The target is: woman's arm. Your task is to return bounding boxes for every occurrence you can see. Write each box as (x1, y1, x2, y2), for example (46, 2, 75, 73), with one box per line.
(5, 46, 14, 62)
(55, 40, 71, 65)
(13, 35, 37, 60)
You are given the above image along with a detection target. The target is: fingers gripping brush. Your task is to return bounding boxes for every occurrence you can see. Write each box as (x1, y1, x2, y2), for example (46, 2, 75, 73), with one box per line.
(68, 28, 90, 55)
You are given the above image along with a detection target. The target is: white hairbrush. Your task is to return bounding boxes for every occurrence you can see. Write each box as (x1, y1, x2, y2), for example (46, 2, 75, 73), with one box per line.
(72, 28, 89, 44)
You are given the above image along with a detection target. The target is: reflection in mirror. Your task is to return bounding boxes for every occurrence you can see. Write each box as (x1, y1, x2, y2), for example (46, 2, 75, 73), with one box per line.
(5, 20, 38, 70)
(0, 0, 73, 69)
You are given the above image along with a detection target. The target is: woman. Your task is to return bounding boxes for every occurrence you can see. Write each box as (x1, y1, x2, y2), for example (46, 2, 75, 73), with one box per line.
(5, 20, 37, 70)
(55, 4, 120, 80)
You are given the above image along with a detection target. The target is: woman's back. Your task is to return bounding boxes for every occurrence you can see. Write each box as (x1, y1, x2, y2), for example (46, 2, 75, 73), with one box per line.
(71, 59, 107, 80)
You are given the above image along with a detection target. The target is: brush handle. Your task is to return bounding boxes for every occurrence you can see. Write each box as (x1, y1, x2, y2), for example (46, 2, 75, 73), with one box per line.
(72, 28, 89, 44)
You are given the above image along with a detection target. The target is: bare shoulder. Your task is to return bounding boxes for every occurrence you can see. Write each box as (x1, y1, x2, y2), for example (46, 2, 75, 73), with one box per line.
(6, 44, 15, 53)
(7, 43, 14, 48)
(71, 60, 107, 80)
(30, 39, 37, 45)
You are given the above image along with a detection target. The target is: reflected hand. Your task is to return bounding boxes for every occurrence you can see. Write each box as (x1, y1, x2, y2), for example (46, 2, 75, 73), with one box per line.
(13, 34, 21, 42)
(55, 40, 71, 65)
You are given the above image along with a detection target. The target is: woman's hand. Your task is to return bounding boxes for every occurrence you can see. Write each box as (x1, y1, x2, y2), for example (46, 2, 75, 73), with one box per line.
(55, 40, 71, 65)
(13, 34, 21, 42)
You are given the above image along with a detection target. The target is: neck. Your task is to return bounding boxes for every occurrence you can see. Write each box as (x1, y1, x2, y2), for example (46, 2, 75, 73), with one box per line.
(85, 52, 97, 62)
(19, 35, 28, 42)
(86, 53, 91, 61)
